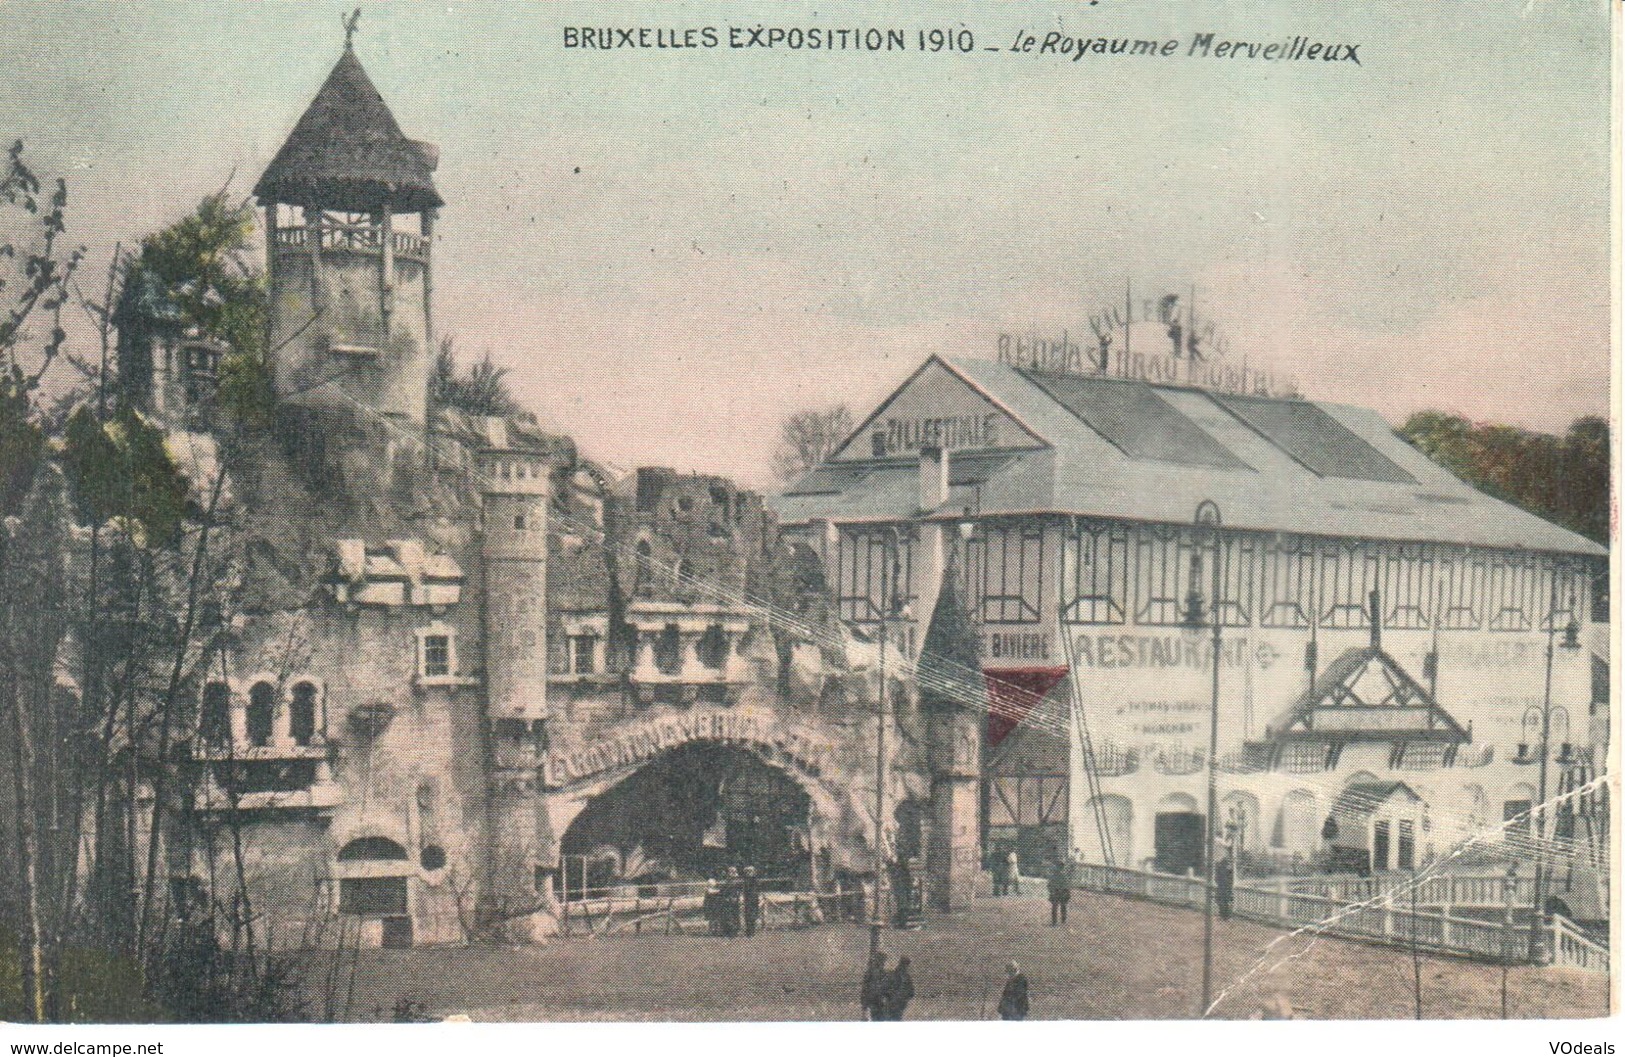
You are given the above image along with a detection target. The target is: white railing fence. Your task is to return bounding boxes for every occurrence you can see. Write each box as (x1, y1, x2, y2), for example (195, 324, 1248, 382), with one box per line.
(1072, 862, 1607, 973)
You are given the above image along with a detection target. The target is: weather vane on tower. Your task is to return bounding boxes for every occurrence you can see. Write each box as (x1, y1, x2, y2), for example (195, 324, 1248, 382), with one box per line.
(343, 8, 362, 49)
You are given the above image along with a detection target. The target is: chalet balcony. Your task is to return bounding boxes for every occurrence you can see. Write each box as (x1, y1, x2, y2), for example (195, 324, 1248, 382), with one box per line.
(273, 223, 429, 264)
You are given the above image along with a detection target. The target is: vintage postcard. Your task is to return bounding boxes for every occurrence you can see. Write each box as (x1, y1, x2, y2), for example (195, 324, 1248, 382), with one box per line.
(0, 0, 1615, 1042)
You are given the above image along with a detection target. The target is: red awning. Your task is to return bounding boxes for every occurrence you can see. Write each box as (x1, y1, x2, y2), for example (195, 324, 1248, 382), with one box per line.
(984, 667, 1069, 747)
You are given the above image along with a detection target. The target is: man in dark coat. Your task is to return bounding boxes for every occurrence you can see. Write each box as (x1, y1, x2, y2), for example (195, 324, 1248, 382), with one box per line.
(881, 956, 914, 1020)
(721, 866, 743, 937)
(991, 850, 1008, 896)
(997, 960, 1030, 1020)
(1047, 860, 1072, 925)
(860, 951, 888, 1021)
(1215, 854, 1235, 921)
(742, 866, 762, 937)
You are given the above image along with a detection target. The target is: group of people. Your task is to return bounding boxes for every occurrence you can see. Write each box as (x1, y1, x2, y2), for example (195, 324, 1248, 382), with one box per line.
(702, 865, 762, 937)
(990, 849, 1022, 896)
(859, 954, 1031, 1020)
(992, 848, 1076, 926)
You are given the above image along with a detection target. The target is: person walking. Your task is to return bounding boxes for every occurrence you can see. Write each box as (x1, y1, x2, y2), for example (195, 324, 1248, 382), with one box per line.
(860, 951, 889, 1021)
(742, 866, 762, 937)
(1006, 849, 1022, 895)
(722, 866, 743, 937)
(1047, 860, 1071, 925)
(997, 960, 1030, 1020)
(881, 956, 915, 1021)
(1215, 853, 1235, 921)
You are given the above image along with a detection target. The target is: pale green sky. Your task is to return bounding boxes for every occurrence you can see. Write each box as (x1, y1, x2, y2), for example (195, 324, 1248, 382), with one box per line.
(0, 1, 1612, 483)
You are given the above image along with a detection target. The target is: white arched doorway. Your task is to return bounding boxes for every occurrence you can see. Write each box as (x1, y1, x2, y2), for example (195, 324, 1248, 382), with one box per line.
(1275, 789, 1319, 859)
(1079, 795, 1133, 866)
(334, 836, 414, 948)
(1153, 792, 1203, 875)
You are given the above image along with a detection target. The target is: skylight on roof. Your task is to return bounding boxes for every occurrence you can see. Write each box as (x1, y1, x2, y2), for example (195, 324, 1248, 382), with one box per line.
(1211, 394, 1415, 483)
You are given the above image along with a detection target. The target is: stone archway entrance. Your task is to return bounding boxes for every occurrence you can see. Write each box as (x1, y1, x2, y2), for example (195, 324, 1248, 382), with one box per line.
(540, 706, 861, 900)
(558, 741, 814, 895)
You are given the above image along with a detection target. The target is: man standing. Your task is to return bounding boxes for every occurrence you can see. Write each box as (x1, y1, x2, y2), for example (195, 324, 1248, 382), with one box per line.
(860, 951, 888, 1020)
(882, 956, 915, 1021)
(997, 960, 1030, 1020)
(742, 866, 762, 937)
(1006, 849, 1022, 895)
(990, 850, 1008, 897)
(1047, 860, 1071, 925)
(722, 866, 743, 937)
(1215, 853, 1235, 921)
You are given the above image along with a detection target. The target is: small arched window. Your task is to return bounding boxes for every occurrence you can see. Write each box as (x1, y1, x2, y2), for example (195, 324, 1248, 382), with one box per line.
(201, 681, 232, 745)
(290, 681, 319, 746)
(698, 624, 727, 669)
(247, 682, 276, 747)
(655, 624, 682, 675)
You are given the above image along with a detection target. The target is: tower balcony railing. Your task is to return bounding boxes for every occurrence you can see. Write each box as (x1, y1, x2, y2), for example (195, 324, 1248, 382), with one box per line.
(273, 223, 429, 264)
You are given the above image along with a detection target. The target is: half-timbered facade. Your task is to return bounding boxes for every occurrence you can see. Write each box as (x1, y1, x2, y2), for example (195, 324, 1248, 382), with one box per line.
(775, 354, 1607, 899)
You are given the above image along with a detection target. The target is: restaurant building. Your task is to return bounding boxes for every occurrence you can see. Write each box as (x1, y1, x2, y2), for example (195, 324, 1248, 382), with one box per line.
(773, 351, 1608, 902)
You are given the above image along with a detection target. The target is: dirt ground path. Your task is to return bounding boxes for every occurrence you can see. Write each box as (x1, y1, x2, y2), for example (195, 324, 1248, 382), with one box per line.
(329, 888, 1609, 1021)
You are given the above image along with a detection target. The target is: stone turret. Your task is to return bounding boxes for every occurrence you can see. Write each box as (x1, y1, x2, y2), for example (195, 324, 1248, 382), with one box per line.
(479, 436, 550, 723)
(476, 432, 554, 927)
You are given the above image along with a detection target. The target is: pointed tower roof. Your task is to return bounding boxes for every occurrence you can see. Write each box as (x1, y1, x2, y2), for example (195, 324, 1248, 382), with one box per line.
(918, 567, 984, 713)
(254, 44, 442, 214)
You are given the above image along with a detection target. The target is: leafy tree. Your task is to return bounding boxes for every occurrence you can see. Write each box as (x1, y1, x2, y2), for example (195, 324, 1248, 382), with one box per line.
(1399, 411, 1610, 544)
(60, 406, 191, 546)
(0, 366, 44, 512)
(1, 147, 295, 1024)
(0, 141, 82, 516)
(113, 191, 270, 427)
(0, 141, 85, 1024)
(772, 404, 853, 484)
(430, 336, 517, 417)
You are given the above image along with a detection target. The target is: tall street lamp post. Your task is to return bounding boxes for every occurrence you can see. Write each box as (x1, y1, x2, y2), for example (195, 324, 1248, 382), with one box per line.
(1528, 566, 1581, 964)
(1183, 499, 1224, 1017)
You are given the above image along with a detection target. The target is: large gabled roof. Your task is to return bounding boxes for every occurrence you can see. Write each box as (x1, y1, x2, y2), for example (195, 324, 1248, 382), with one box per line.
(772, 354, 1606, 558)
(254, 45, 442, 214)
